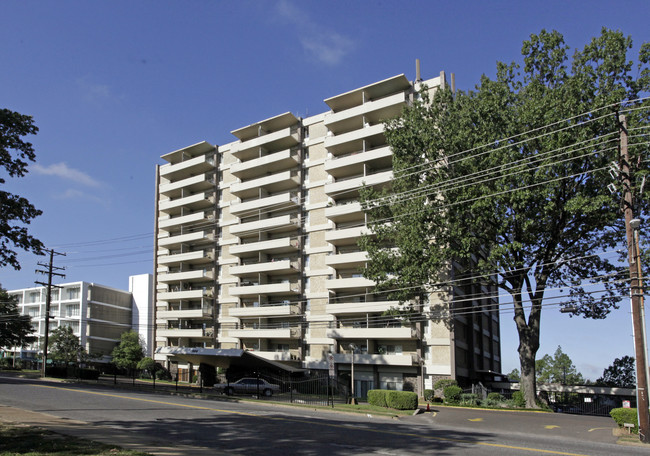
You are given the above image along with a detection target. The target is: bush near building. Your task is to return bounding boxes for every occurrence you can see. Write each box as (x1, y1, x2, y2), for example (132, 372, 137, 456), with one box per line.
(610, 408, 638, 434)
(367, 390, 418, 410)
(443, 385, 463, 404)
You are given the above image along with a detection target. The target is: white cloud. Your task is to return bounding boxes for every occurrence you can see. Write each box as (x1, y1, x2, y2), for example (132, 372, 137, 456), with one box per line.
(276, 0, 355, 66)
(32, 162, 102, 188)
(76, 77, 112, 103)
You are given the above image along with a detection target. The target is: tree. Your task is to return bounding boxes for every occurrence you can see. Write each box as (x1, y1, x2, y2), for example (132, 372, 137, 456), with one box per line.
(0, 109, 44, 270)
(360, 29, 650, 408)
(507, 368, 521, 382)
(0, 286, 36, 349)
(596, 355, 636, 388)
(535, 346, 584, 385)
(111, 330, 144, 372)
(48, 325, 87, 367)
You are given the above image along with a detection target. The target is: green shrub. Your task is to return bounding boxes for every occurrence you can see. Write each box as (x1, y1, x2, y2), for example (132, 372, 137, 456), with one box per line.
(434, 379, 457, 391)
(386, 390, 418, 410)
(367, 389, 388, 407)
(423, 389, 435, 402)
(610, 408, 638, 434)
(512, 390, 526, 407)
(443, 385, 462, 404)
(484, 392, 504, 407)
(460, 393, 479, 406)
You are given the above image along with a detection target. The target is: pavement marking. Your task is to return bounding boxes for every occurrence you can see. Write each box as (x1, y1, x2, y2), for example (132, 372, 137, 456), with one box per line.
(544, 425, 560, 429)
(468, 418, 484, 422)
(32, 384, 589, 456)
(587, 427, 612, 432)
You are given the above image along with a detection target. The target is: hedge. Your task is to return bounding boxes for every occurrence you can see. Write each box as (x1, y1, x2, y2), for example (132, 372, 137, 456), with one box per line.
(367, 389, 418, 410)
(610, 408, 638, 434)
(423, 389, 435, 402)
(443, 385, 462, 404)
(367, 389, 388, 407)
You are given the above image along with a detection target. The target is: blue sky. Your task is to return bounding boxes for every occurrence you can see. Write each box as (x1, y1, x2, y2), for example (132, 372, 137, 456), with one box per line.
(1, 0, 649, 379)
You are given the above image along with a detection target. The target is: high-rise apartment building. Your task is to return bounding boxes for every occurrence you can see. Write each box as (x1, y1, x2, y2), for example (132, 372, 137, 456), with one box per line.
(7, 274, 153, 364)
(154, 71, 501, 393)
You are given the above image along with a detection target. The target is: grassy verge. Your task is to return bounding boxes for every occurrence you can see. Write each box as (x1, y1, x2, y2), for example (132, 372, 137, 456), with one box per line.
(0, 424, 152, 456)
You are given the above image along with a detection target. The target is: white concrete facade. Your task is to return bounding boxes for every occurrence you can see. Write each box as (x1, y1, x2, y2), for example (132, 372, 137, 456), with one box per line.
(154, 71, 501, 392)
(7, 274, 153, 362)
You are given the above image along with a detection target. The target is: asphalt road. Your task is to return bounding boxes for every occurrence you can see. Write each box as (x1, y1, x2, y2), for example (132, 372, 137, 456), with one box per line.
(0, 374, 647, 456)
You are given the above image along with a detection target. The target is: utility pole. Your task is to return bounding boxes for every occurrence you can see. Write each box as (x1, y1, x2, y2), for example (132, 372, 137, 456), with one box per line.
(35, 248, 66, 378)
(619, 113, 649, 443)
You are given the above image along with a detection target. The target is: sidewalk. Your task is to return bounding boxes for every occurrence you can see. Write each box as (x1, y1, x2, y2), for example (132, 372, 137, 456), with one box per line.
(0, 404, 239, 456)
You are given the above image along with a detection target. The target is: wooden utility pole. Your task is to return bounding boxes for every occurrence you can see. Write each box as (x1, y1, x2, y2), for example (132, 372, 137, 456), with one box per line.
(619, 113, 649, 443)
(35, 248, 66, 377)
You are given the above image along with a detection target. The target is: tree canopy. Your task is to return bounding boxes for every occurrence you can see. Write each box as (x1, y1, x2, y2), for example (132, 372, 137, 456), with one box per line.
(360, 28, 650, 408)
(596, 355, 636, 388)
(48, 325, 87, 366)
(0, 287, 35, 349)
(536, 346, 584, 385)
(0, 108, 44, 270)
(111, 330, 144, 371)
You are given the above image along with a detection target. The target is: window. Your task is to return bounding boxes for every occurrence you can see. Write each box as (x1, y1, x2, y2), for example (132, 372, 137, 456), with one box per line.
(276, 344, 289, 352)
(66, 304, 80, 317)
(67, 287, 80, 300)
(10, 293, 23, 304)
(29, 292, 40, 303)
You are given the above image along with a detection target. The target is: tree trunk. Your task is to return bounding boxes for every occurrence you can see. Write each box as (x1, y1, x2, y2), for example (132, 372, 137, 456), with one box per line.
(517, 335, 539, 408)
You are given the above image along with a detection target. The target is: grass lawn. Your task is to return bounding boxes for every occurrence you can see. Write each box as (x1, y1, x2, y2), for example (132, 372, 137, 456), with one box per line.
(0, 424, 152, 456)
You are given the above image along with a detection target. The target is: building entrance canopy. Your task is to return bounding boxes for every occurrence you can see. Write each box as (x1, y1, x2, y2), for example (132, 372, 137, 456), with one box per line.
(155, 347, 305, 373)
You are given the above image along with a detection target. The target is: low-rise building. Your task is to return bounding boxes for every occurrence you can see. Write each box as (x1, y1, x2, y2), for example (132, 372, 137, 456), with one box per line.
(5, 274, 153, 364)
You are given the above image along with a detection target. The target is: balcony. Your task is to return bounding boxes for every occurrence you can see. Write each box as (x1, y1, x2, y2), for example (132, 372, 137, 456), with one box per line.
(325, 226, 371, 246)
(229, 303, 299, 318)
(230, 237, 300, 256)
(156, 328, 209, 338)
(325, 146, 392, 179)
(227, 327, 300, 339)
(157, 307, 213, 319)
(159, 192, 215, 216)
(324, 124, 385, 155)
(159, 173, 214, 198)
(157, 250, 214, 266)
(325, 251, 368, 268)
(324, 201, 362, 223)
(324, 170, 392, 197)
(158, 231, 214, 249)
(332, 352, 416, 367)
(324, 92, 406, 134)
(230, 170, 300, 199)
(229, 192, 299, 216)
(230, 148, 300, 180)
(326, 326, 419, 340)
(157, 288, 213, 301)
(157, 269, 215, 284)
(229, 259, 299, 276)
(325, 300, 400, 315)
(229, 214, 300, 236)
(158, 211, 214, 230)
(229, 281, 301, 297)
(249, 350, 301, 362)
(326, 276, 375, 290)
(160, 153, 215, 181)
(231, 127, 301, 161)
(324, 74, 411, 113)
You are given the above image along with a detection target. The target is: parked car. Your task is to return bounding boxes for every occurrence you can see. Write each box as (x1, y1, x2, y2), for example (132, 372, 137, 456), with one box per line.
(214, 377, 280, 397)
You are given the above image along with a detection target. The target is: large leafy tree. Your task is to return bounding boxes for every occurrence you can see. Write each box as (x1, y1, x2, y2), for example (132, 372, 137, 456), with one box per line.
(360, 29, 650, 408)
(111, 330, 144, 371)
(536, 346, 584, 385)
(0, 108, 44, 270)
(48, 325, 87, 367)
(596, 355, 636, 388)
(0, 286, 35, 349)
